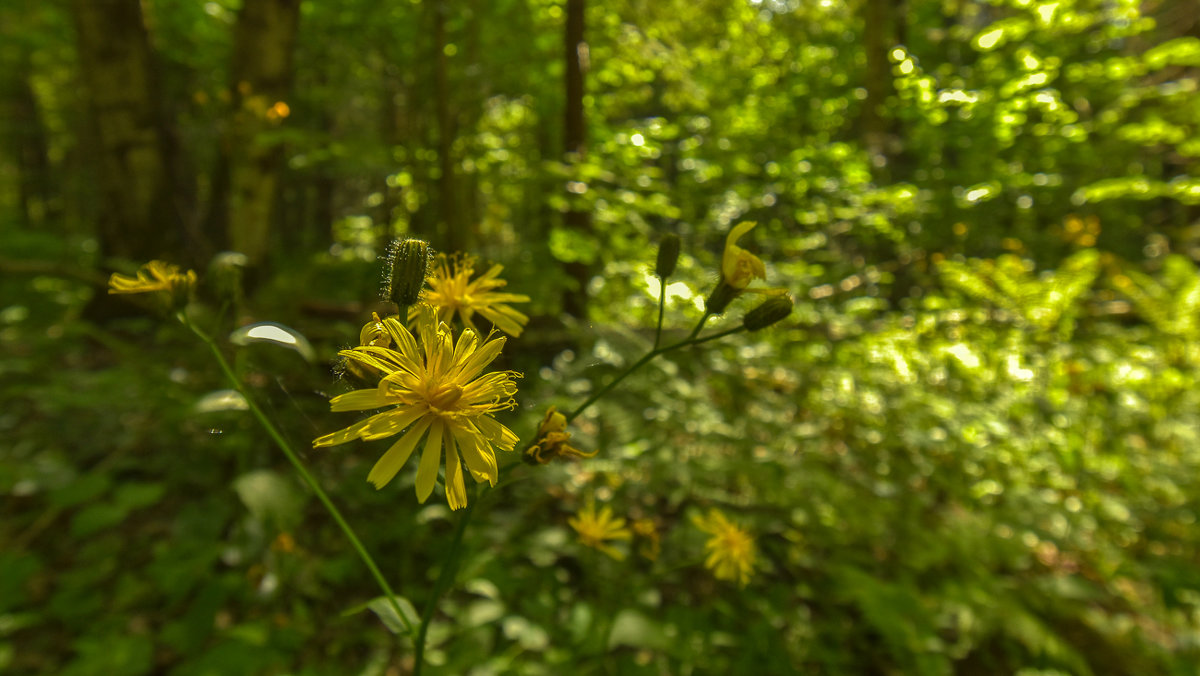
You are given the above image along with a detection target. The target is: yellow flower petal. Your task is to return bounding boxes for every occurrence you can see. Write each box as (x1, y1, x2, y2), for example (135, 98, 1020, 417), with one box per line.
(415, 420, 445, 503)
(449, 420, 498, 485)
(692, 508, 757, 586)
(419, 254, 530, 336)
(381, 316, 421, 361)
(314, 299, 520, 509)
(473, 416, 518, 452)
(367, 418, 432, 488)
(455, 335, 506, 383)
(328, 389, 392, 412)
(443, 431, 467, 511)
(360, 407, 425, 441)
(721, 222, 768, 290)
(569, 500, 633, 560)
(313, 419, 372, 447)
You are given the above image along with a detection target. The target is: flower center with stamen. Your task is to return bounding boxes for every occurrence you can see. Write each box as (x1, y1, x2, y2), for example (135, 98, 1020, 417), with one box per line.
(428, 382, 464, 411)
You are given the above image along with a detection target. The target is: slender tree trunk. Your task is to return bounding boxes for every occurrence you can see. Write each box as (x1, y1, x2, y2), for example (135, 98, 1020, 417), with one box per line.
(213, 0, 301, 266)
(862, 0, 898, 178)
(562, 0, 590, 318)
(1, 51, 56, 227)
(71, 0, 188, 261)
(432, 1, 462, 252)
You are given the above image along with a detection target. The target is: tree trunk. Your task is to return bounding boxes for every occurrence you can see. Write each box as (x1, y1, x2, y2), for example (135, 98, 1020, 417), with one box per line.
(432, 1, 462, 252)
(0, 50, 56, 228)
(562, 0, 590, 318)
(214, 0, 301, 266)
(862, 0, 898, 178)
(71, 0, 188, 261)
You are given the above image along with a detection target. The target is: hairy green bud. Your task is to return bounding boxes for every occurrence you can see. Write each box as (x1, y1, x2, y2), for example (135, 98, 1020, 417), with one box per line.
(383, 238, 431, 308)
(742, 295, 793, 331)
(208, 251, 249, 307)
(705, 280, 738, 315)
(655, 233, 681, 278)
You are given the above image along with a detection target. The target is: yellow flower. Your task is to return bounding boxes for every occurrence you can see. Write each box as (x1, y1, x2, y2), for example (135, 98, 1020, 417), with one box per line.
(708, 223, 786, 314)
(526, 406, 598, 464)
(632, 518, 661, 561)
(569, 501, 632, 560)
(692, 508, 757, 586)
(107, 260, 197, 308)
(358, 312, 392, 348)
(313, 304, 520, 510)
(415, 253, 530, 336)
(721, 222, 768, 289)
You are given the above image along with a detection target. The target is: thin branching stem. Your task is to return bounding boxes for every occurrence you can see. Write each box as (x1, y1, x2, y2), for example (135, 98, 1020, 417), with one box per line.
(182, 314, 416, 637)
(653, 274, 668, 349)
(413, 491, 477, 676)
(563, 311, 739, 425)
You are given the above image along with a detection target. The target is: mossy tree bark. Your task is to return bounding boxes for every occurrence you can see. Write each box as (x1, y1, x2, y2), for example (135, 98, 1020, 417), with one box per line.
(71, 0, 191, 262)
(0, 49, 56, 228)
(561, 0, 590, 318)
(432, 1, 463, 253)
(211, 0, 301, 267)
(861, 0, 903, 181)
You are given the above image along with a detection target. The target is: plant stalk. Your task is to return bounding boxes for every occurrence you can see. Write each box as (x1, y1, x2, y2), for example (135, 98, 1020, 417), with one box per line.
(183, 315, 416, 637)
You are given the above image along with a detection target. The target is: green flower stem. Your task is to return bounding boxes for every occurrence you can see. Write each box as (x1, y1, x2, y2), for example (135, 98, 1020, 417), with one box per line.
(413, 490, 478, 676)
(687, 311, 713, 341)
(687, 325, 744, 346)
(563, 314, 738, 425)
(181, 315, 416, 638)
(653, 275, 668, 349)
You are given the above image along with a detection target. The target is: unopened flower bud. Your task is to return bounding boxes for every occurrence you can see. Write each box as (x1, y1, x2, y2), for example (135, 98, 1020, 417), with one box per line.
(208, 251, 248, 306)
(655, 233, 680, 278)
(383, 238, 430, 308)
(705, 280, 739, 315)
(742, 295, 793, 331)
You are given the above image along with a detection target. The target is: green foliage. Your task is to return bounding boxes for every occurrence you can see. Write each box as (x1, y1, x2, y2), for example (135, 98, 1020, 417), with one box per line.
(938, 249, 1099, 334)
(4, 0, 1200, 673)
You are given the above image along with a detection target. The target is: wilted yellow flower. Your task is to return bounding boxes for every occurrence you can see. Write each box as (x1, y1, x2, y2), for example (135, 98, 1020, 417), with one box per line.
(314, 304, 520, 510)
(108, 260, 197, 309)
(569, 501, 632, 560)
(692, 508, 757, 586)
(721, 222, 768, 290)
(707, 223, 786, 314)
(415, 253, 530, 336)
(632, 518, 661, 561)
(526, 406, 597, 464)
(359, 312, 392, 348)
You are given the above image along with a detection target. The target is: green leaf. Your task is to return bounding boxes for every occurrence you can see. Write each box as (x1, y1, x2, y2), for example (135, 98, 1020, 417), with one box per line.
(607, 609, 668, 650)
(48, 474, 111, 509)
(63, 634, 153, 676)
(115, 482, 166, 511)
(361, 596, 419, 635)
(232, 470, 306, 530)
(549, 227, 598, 264)
(0, 553, 40, 613)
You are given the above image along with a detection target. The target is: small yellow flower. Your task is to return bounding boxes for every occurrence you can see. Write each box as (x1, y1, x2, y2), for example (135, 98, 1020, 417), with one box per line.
(707, 223, 786, 314)
(526, 406, 598, 464)
(721, 222, 768, 290)
(358, 312, 392, 348)
(314, 304, 521, 510)
(107, 260, 197, 309)
(415, 253, 530, 336)
(692, 508, 757, 586)
(569, 501, 632, 560)
(632, 518, 661, 561)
